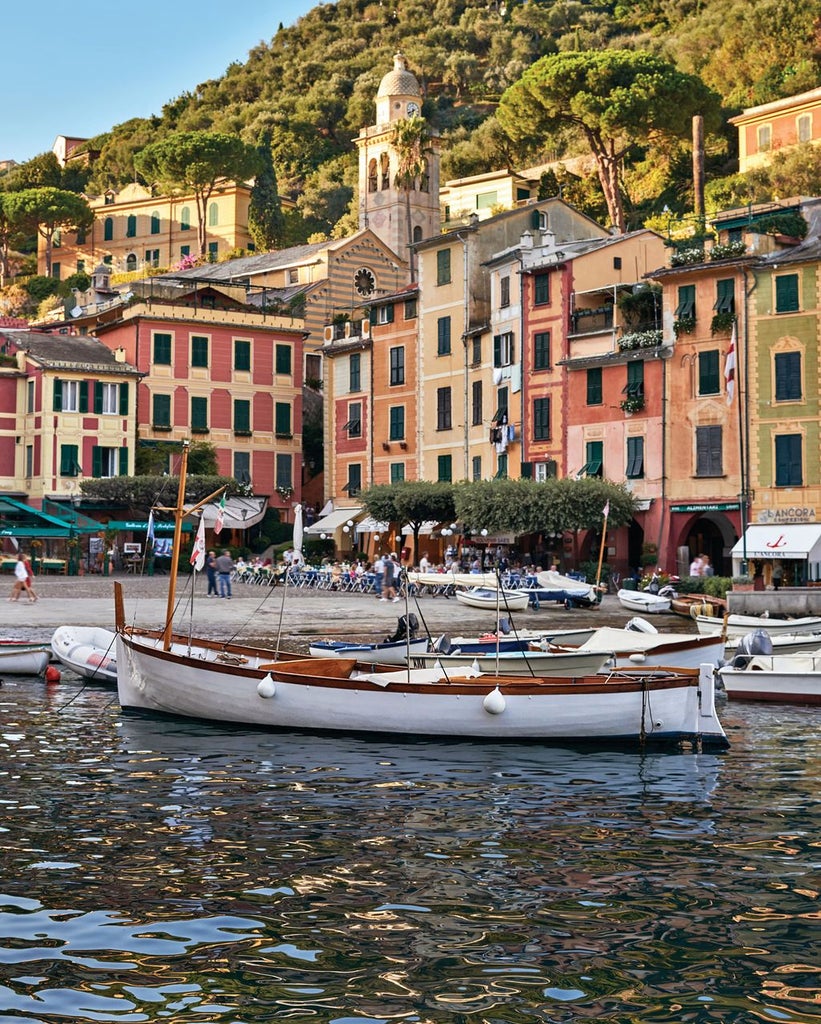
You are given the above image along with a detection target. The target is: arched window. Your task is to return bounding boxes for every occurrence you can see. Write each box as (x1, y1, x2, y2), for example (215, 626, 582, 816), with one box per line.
(380, 153, 390, 191)
(150, 210, 161, 234)
(208, 202, 219, 226)
(420, 158, 430, 193)
(126, 214, 137, 238)
(103, 217, 114, 242)
(126, 253, 137, 272)
(368, 158, 378, 194)
(180, 206, 191, 230)
(413, 226, 423, 243)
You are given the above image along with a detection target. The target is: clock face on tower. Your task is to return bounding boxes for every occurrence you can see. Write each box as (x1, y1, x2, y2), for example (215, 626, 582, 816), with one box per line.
(354, 267, 376, 297)
(406, 101, 420, 117)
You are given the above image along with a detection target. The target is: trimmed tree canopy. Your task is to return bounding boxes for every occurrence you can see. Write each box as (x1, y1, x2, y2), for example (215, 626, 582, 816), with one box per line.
(498, 49, 720, 232)
(135, 131, 261, 255)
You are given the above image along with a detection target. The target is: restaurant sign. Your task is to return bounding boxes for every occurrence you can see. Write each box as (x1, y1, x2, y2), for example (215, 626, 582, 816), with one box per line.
(756, 507, 816, 524)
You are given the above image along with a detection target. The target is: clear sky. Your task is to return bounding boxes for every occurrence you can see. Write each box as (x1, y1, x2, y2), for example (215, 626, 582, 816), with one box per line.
(2, 0, 318, 165)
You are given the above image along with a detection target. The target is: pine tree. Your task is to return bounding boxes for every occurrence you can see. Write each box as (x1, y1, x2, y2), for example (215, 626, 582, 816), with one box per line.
(248, 131, 285, 253)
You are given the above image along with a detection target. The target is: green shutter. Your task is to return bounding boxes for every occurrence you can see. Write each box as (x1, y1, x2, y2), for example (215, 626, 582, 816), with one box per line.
(275, 402, 291, 435)
(79, 380, 88, 413)
(119, 382, 129, 415)
(92, 446, 102, 478)
(234, 400, 251, 433)
(93, 381, 103, 414)
(119, 447, 129, 476)
(53, 378, 62, 411)
(530, 209, 541, 229)
(775, 274, 799, 313)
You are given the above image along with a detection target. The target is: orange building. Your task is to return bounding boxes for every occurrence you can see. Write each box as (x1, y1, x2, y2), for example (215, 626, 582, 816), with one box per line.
(730, 86, 821, 173)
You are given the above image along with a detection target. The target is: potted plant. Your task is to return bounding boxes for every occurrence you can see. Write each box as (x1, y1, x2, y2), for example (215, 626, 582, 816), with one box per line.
(731, 574, 753, 591)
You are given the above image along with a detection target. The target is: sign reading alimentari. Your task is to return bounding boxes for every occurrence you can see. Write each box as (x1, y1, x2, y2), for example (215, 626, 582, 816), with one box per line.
(670, 503, 741, 513)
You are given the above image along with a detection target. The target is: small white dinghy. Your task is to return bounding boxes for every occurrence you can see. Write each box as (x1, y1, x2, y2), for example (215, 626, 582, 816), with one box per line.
(51, 626, 118, 684)
(617, 588, 672, 614)
(0, 640, 51, 676)
(456, 587, 530, 612)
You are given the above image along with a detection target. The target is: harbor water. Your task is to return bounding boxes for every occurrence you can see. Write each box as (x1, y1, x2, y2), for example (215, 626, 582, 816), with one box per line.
(0, 667, 817, 1023)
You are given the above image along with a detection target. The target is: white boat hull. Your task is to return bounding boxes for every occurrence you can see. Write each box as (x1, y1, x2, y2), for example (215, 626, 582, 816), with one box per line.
(116, 631, 728, 749)
(696, 613, 821, 638)
(568, 627, 725, 670)
(455, 588, 531, 612)
(0, 642, 51, 675)
(617, 590, 672, 614)
(719, 654, 821, 704)
(308, 637, 429, 664)
(51, 626, 118, 684)
(724, 631, 821, 655)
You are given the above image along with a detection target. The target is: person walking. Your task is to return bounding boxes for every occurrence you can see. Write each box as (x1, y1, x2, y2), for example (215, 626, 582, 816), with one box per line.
(373, 553, 385, 599)
(382, 553, 398, 602)
(205, 550, 218, 597)
(23, 553, 38, 602)
(8, 553, 30, 602)
(215, 549, 234, 599)
(771, 561, 783, 590)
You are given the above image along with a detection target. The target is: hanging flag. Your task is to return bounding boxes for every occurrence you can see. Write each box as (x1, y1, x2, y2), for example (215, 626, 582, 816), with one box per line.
(725, 321, 736, 406)
(214, 492, 226, 535)
(189, 515, 206, 571)
(602, 500, 610, 519)
(146, 510, 156, 546)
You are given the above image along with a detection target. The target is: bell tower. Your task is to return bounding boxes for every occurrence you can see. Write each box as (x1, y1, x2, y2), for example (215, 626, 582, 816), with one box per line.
(355, 53, 440, 266)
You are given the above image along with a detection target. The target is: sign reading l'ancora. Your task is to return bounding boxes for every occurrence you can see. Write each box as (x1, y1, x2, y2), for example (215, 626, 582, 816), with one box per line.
(757, 508, 817, 524)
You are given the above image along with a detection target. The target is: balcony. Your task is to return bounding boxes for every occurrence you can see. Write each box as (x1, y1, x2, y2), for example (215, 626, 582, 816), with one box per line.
(569, 305, 614, 336)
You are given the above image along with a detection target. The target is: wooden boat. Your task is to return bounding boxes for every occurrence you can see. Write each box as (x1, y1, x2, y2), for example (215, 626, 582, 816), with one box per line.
(309, 636, 429, 664)
(718, 653, 821, 704)
(0, 640, 51, 676)
(114, 441, 729, 750)
(446, 625, 597, 654)
(455, 587, 531, 612)
(555, 626, 725, 670)
(409, 647, 613, 677)
(695, 613, 821, 638)
(51, 626, 119, 684)
(670, 593, 727, 619)
(617, 588, 672, 614)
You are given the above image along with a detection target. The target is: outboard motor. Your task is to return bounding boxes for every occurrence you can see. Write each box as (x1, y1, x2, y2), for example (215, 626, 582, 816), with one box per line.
(385, 612, 419, 643)
(626, 616, 658, 634)
(732, 629, 773, 668)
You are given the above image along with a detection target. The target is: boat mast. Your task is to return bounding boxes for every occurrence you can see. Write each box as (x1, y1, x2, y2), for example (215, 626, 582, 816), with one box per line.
(162, 440, 190, 651)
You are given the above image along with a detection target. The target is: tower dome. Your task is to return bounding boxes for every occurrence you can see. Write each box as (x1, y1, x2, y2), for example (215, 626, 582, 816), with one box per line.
(376, 52, 421, 101)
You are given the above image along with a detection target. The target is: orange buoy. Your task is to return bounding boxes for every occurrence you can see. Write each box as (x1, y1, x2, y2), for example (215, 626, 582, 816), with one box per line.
(45, 665, 61, 683)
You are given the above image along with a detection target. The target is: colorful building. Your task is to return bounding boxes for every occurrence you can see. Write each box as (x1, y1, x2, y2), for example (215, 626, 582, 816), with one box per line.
(730, 86, 821, 173)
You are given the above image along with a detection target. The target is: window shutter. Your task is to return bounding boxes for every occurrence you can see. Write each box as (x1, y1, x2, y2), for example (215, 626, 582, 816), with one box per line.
(79, 380, 88, 413)
(520, 461, 533, 479)
(493, 334, 501, 367)
(92, 446, 102, 478)
(53, 378, 62, 412)
(530, 209, 540, 229)
(93, 381, 103, 414)
(119, 382, 129, 415)
(119, 447, 128, 476)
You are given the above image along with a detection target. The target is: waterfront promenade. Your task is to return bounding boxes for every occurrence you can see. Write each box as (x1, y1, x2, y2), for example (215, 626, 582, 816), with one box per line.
(4, 571, 620, 637)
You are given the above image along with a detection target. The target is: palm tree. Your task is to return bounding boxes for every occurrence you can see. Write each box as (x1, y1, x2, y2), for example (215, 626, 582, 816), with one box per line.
(390, 115, 432, 281)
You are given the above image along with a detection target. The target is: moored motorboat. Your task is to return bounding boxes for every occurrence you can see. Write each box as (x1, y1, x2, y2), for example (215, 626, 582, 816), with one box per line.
(724, 630, 821, 656)
(695, 613, 821, 638)
(408, 647, 612, 677)
(0, 640, 51, 676)
(718, 653, 821, 704)
(455, 587, 531, 612)
(527, 569, 599, 608)
(445, 624, 597, 654)
(51, 626, 119, 684)
(558, 626, 725, 670)
(309, 636, 429, 664)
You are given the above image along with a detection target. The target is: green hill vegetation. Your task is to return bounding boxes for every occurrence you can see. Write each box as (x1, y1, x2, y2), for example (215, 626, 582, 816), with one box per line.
(2, 0, 821, 250)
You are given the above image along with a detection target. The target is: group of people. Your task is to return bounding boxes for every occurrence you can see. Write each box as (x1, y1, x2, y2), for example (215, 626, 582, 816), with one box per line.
(688, 553, 715, 577)
(7, 552, 38, 603)
(205, 549, 236, 599)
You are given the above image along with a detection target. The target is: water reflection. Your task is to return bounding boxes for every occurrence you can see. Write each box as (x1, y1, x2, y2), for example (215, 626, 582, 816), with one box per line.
(0, 677, 817, 1023)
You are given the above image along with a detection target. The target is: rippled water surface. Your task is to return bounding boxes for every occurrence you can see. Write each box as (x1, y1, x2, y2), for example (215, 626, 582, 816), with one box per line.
(0, 675, 817, 1023)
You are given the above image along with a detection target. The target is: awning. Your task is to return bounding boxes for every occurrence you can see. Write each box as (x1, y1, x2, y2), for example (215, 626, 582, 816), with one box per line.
(0, 495, 99, 537)
(196, 496, 267, 531)
(305, 506, 363, 535)
(731, 524, 821, 560)
(358, 517, 390, 533)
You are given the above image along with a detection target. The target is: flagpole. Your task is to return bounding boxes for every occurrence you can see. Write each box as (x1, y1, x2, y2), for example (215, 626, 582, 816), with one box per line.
(595, 503, 609, 593)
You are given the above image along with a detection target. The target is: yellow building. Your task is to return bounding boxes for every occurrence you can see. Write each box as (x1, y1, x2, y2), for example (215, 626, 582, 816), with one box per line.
(39, 181, 259, 281)
(730, 86, 821, 173)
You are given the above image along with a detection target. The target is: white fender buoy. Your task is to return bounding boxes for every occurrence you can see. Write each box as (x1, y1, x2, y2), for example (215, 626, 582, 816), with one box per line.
(628, 652, 647, 664)
(257, 673, 276, 698)
(483, 686, 506, 715)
